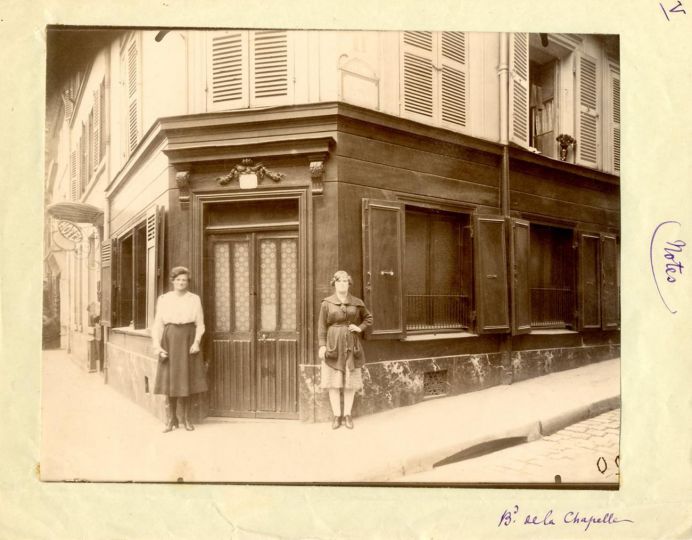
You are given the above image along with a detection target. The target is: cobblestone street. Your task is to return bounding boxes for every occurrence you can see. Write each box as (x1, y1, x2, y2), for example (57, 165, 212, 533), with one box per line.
(402, 409, 621, 484)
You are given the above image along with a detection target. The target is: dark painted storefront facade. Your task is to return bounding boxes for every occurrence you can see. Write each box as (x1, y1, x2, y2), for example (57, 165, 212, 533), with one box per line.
(104, 102, 619, 423)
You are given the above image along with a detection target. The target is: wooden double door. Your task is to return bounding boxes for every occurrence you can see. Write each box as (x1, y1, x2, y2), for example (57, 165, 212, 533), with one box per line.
(206, 229, 299, 418)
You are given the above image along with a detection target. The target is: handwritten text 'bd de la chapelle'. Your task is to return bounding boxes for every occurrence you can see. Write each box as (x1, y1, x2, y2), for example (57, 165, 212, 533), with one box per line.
(498, 506, 633, 532)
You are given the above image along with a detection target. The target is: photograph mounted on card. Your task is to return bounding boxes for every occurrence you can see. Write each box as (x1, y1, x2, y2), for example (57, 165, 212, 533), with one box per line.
(41, 27, 620, 486)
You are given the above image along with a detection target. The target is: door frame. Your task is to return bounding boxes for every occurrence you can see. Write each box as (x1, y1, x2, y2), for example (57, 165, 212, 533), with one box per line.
(190, 188, 312, 416)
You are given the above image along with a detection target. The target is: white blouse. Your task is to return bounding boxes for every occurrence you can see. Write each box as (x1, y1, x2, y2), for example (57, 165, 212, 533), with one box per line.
(151, 291, 205, 353)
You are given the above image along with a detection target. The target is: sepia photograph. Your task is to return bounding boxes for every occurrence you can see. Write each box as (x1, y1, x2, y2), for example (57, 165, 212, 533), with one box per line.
(41, 27, 621, 485)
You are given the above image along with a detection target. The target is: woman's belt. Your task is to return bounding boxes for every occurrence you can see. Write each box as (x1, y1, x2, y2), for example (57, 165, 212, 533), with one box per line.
(165, 322, 196, 327)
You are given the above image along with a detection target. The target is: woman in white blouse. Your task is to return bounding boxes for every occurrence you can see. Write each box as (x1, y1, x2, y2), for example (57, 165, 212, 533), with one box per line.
(151, 266, 207, 432)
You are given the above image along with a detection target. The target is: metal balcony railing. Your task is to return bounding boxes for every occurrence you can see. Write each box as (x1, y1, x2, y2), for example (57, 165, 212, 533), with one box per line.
(406, 294, 471, 331)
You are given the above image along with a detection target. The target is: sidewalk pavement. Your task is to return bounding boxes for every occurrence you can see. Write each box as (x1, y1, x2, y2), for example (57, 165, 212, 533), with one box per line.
(41, 350, 620, 484)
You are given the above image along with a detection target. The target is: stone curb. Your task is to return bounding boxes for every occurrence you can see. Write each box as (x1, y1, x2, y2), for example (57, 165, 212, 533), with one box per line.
(365, 395, 620, 482)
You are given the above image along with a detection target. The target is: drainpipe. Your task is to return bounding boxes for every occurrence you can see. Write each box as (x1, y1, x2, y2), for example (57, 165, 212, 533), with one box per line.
(498, 33, 513, 384)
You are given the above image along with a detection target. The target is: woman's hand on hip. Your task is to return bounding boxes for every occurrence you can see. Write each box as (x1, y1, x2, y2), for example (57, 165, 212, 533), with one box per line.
(158, 349, 169, 359)
(190, 342, 200, 354)
(318, 346, 326, 360)
(348, 324, 362, 333)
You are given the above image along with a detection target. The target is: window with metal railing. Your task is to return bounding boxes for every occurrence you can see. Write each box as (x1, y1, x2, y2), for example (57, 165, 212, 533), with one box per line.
(404, 208, 473, 332)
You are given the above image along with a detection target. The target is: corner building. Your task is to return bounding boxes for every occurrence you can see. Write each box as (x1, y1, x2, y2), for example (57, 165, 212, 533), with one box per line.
(45, 30, 620, 422)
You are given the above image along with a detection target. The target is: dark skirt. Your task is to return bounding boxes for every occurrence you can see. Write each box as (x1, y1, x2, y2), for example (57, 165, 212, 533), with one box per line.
(153, 323, 208, 397)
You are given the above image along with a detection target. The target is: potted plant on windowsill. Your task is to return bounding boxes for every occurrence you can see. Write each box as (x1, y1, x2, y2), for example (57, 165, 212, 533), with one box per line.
(556, 134, 576, 162)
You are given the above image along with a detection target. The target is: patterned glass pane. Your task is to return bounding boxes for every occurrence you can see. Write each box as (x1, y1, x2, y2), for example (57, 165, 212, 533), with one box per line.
(280, 239, 297, 330)
(233, 242, 250, 332)
(213, 243, 230, 332)
(260, 240, 277, 331)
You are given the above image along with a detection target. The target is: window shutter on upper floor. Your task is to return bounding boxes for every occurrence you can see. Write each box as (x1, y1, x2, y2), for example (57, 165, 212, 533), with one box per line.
(208, 31, 249, 111)
(600, 233, 619, 330)
(510, 218, 531, 334)
(123, 37, 140, 155)
(608, 64, 620, 174)
(473, 215, 510, 334)
(401, 31, 435, 122)
(362, 199, 405, 339)
(439, 32, 468, 130)
(250, 30, 291, 107)
(576, 52, 600, 168)
(70, 150, 77, 201)
(100, 240, 113, 326)
(99, 79, 106, 161)
(92, 86, 100, 170)
(509, 33, 530, 148)
(577, 232, 601, 330)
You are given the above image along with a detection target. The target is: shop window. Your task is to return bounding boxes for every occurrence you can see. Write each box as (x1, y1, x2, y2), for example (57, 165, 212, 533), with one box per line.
(207, 30, 292, 112)
(404, 208, 472, 331)
(528, 224, 575, 328)
(400, 31, 469, 133)
(105, 207, 164, 329)
(511, 219, 619, 334)
(362, 199, 509, 339)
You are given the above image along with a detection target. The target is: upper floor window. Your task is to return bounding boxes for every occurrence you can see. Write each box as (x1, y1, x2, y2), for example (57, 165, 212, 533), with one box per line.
(206, 30, 292, 111)
(70, 78, 106, 201)
(509, 33, 620, 175)
(400, 31, 469, 133)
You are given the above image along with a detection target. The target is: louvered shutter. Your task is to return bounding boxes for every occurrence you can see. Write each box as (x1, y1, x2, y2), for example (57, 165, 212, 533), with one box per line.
(70, 150, 77, 201)
(609, 64, 620, 174)
(511, 219, 531, 334)
(600, 234, 619, 329)
(126, 39, 139, 154)
(99, 79, 106, 162)
(100, 240, 113, 326)
(401, 31, 435, 122)
(578, 232, 601, 330)
(362, 199, 405, 339)
(250, 30, 291, 107)
(208, 31, 249, 111)
(474, 216, 510, 333)
(80, 126, 87, 194)
(156, 205, 166, 298)
(92, 86, 100, 169)
(576, 53, 600, 167)
(439, 32, 468, 129)
(509, 33, 530, 148)
(146, 206, 160, 327)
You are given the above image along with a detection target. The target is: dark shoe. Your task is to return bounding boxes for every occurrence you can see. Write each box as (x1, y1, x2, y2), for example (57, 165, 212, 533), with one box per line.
(163, 418, 176, 433)
(172, 416, 179, 429)
(343, 415, 354, 429)
(331, 415, 342, 429)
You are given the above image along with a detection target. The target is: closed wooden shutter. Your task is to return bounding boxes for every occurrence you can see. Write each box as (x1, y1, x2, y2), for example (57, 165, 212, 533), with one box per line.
(126, 39, 139, 154)
(100, 240, 112, 326)
(509, 33, 530, 148)
(80, 125, 87, 193)
(439, 32, 468, 129)
(208, 31, 249, 111)
(511, 218, 531, 334)
(362, 199, 405, 339)
(156, 205, 166, 298)
(474, 215, 510, 333)
(92, 86, 100, 169)
(401, 31, 435, 122)
(600, 234, 619, 329)
(70, 150, 77, 201)
(578, 232, 601, 329)
(250, 30, 290, 106)
(576, 53, 600, 167)
(609, 64, 620, 173)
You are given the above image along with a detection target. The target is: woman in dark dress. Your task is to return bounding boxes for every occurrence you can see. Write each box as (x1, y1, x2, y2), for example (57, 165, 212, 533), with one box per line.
(318, 270, 373, 429)
(151, 267, 208, 432)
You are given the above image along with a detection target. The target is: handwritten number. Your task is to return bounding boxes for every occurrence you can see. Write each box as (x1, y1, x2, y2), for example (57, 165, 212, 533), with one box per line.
(597, 456, 608, 474)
